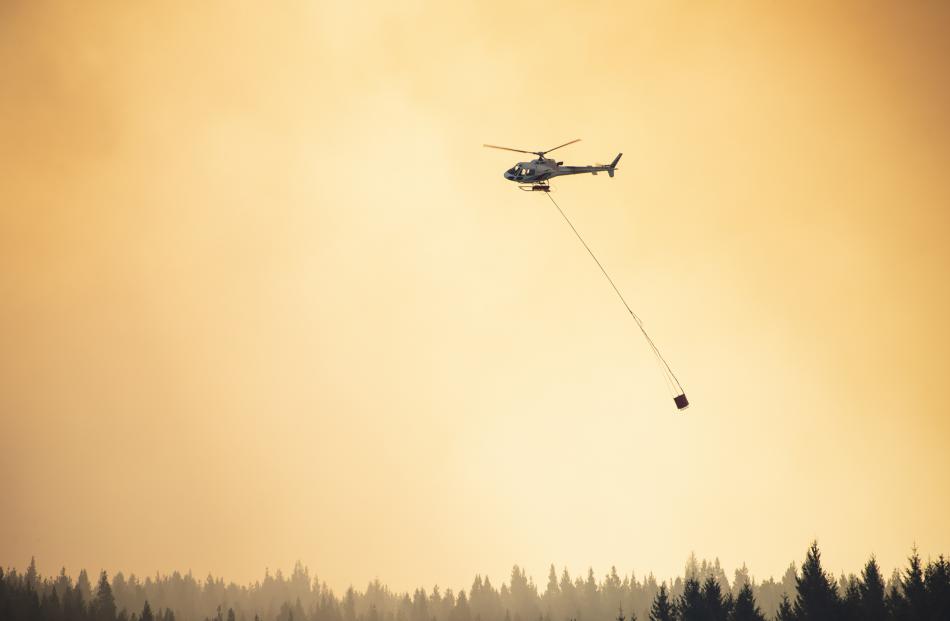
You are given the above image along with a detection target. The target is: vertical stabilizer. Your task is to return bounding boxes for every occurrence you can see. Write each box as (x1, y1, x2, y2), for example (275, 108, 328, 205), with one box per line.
(608, 152, 622, 177)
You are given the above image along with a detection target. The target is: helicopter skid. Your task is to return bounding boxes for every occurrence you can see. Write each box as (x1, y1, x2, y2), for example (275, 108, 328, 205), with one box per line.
(518, 183, 551, 192)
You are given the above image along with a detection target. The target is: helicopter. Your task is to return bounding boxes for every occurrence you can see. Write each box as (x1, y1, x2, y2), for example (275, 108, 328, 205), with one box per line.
(484, 138, 622, 191)
(484, 137, 689, 411)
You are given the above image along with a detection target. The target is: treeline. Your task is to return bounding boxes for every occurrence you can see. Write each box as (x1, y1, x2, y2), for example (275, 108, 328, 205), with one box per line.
(2, 543, 948, 621)
(647, 544, 949, 620)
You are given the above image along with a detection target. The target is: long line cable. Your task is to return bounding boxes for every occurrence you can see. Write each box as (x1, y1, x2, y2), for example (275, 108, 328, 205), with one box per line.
(545, 192, 685, 396)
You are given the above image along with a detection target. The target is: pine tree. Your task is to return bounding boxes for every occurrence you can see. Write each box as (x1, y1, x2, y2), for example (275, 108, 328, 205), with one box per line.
(28, 588, 42, 621)
(728, 584, 764, 621)
(775, 595, 795, 621)
(792, 542, 839, 621)
(903, 548, 927, 620)
(95, 571, 118, 621)
(858, 558, 886, 621)
(54, 568, 72, 604)
(543, 565, 559, 620)
(678, 578, 703, 621)
(78, 570, 93, 604)
(839, 579, 860, 621)
(25, 557, 38, 590)
(64, 580, 86, 621)
(924, 556, 950, 621)
(42, 587, 63, 621)
(701, 576, 731, 621)
(142, 601, 155, 621)
(0, 569, 11, 621)
(731, 566, 751, 598)
(885, 583, 905, 621)
(648, 585, 675, 621)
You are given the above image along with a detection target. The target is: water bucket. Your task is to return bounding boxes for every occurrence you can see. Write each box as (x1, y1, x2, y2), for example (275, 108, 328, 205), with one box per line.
(674, 393, 689, 410)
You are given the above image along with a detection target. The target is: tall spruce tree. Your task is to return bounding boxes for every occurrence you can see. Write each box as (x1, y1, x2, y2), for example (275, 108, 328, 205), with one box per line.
(77, 570, 93, 604)
(924, 555, 950, 621)
(885, 583, 905, 621)
(95, 571, 117, 621)
(903, 548, 927, 620)
(63, 579, 86, 621)
(678, 578, 703, 621)
(858, 558, 886, 621)
(775, 595, 795, 621)
(728, 584, 764, 621)
(701, 576, 730, 621)
(839, 579, 860, 621)
(141, 601, 155, 621)
(41, 588, 63, 621)
(25, 557, 38, 591)
(648, 584, 675, 621)
(792, 542, 840, 621)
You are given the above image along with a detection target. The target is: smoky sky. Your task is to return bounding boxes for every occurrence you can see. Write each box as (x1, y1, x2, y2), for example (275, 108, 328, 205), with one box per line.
(2, 1, 949, 593)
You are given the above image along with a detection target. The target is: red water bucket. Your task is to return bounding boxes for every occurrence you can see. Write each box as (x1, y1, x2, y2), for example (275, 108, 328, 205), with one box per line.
(674, 393, 689, 410)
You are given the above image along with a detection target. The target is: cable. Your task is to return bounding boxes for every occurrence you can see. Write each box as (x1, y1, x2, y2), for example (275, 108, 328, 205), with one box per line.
(545, 192, 685, 396)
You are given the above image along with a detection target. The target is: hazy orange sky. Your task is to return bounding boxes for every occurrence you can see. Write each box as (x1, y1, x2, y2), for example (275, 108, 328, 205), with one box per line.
(2, 1, 949, 594)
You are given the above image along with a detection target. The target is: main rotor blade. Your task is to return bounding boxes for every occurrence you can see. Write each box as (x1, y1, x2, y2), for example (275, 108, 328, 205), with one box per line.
(542, 138, 581, 154)
(483, 144, 537, 155)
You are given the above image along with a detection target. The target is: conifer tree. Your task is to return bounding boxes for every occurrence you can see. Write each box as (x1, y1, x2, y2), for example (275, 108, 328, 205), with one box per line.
(678, 578, 703, 621)
(648, 585, 675, 621)
(903, 548, 927, 620)
(28, 588, 42, 621)
(775, 595, 795, 621)
(858, 558, 886, 621)
(792, 542, 839, 621)
(54, 568, 71, 604)
(839, 579, 860, 621)
(25, 557, 38, 590)
(543, 565, 559, 620)
(63, 579, 86, 621)
(78, 570, 93, 604)
(141, 601, 155, 621)
(0, 570, 13, 621)
(885, 583, 905, 621)
(42, 588, 63, 621)
(731, 566, 751, 599)
(701, 576, 730, 621)
(924, 555, 950, 621)
(95, 571, 118, 621)
(728, 584, 764, 621)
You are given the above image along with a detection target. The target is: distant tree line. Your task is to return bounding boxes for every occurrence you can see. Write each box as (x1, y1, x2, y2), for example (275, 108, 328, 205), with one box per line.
(2, 543, 948, 621)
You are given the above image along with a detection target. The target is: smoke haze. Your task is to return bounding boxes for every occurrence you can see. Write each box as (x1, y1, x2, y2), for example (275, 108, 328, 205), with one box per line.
(2, 0, 949, 595)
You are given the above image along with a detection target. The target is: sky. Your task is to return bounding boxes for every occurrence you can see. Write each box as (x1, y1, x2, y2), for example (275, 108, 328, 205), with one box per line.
(2, 0, 949, 595)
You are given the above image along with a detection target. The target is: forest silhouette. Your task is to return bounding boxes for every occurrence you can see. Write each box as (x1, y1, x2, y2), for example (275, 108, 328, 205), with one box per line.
(2, 543, 948, 621)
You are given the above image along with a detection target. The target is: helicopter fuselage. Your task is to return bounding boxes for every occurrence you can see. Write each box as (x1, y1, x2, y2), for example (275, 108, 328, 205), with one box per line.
(503, 155, 620, 185)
